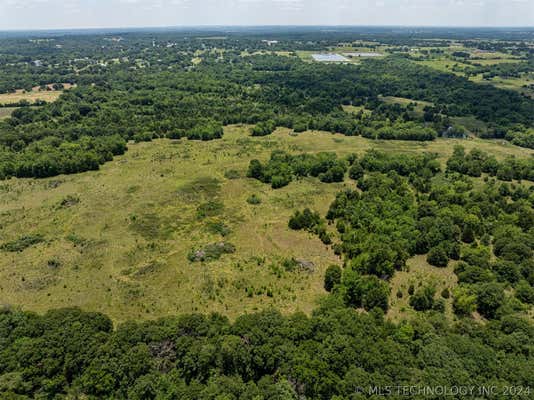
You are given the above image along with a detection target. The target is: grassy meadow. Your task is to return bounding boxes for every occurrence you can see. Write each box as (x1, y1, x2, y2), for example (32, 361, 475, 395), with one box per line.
(0, 125, 532, 323)
(0, 84, 74, 105)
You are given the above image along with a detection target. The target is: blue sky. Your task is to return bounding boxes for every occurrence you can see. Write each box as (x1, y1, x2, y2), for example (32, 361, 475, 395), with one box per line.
(0, 0, 533, 30)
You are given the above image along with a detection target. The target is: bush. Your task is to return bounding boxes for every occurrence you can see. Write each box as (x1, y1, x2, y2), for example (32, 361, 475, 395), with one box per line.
(288, 208, 321, 231)
(409, 285, 436, 311)
(1, 234, 45, 252)
(206, 221, 231, 237)
(251, 120, 276, 136)
(453, 287, 477, 316)
(271, 175, 291, 189)
(515, 280, 534, 304)
(348, 162, 364, 180)
(246, 194, 261, 205)
(427, 246, 449, 267)
(324, 265, 342, 292)
(133, 131, 153, 142)
(188, 242, 236, 262)
(197, 201, 224, 218)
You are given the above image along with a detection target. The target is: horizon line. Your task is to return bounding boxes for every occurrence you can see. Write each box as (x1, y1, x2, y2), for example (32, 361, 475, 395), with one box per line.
(2, 24, 534, 33)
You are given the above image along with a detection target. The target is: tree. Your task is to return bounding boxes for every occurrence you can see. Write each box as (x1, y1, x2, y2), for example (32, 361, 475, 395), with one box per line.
(340, 270, 390, 312)
(409, 285, 436, 311)
(476, 283, 505, 319)
(427, 246, 449, 267)
(515, 281, 534, 305)
(453, 287, 477, 316)
(348, 162, 364, 180)
(324, 265, 342, 292)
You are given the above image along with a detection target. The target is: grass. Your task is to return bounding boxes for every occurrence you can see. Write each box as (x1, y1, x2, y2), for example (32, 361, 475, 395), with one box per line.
(416, 56, 533, 97)
(388, 255, 457, 323)
(380, 96, 433, 115)
(0, 84, 74, 105)
(0, 107, 17, 119)
(0, 126, 531, 323)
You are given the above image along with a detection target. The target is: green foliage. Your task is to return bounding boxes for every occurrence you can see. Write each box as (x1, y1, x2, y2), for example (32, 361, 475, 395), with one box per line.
(206, 220, 231, 237)
(475, 282, 505, 319)
(0, 234, 44, 252)
(288, 208, 322, 231)
(196, 201, 224, 219)
(251, 120, 276, 137)
(188, 242, 236, 262)
(246, 194, 262, 205)
(447, 145, 534, 182)
(505, 125, 534, 149)
(427, 246, 449, 267)
(453, 287, 477, 316)
(324, 264, 342, 292)
(516, 281, 534, 305)
(247, 150, 348, 188)
(1, 304, 532, 399)
(409, 285, 436, 311)
(340, 269, 390, 311)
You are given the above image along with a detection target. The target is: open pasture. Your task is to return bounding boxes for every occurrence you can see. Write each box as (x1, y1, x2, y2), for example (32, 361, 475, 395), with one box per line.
(0, 125, 531, 322)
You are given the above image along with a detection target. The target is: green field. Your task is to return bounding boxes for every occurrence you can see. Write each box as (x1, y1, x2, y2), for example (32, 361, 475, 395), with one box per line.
(0, 126, 532, 323)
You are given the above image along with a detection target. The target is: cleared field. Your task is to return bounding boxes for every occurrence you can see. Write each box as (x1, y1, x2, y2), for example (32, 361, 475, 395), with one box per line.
(415, 59, 473, 76)
(0, 107, 16, 119)
(389, 255, 457, 322)
(380, 96, 433, 115)
(0, 84, 74, 105)
(0, 126, 531, 323)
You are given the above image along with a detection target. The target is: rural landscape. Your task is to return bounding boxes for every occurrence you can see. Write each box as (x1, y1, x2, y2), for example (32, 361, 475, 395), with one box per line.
(0, 23, 533, 399)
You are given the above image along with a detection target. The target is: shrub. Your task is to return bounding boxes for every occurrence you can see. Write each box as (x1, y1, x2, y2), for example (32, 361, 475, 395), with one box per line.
(453, 287, 477, 316)
(206, 221, 231, 237)
(341, 270, 390, 312)
(251, 120, 276, 136)
(197, 201, 224, 218)
(288, 208, 321, 231)
(348, 162, 364, 180)
(246, 194, 262, 205)
(271, 175, 291, 189)
(1, 234, 45, 252)
(409, 285, 436, 311)
(188, 242, 236, 262)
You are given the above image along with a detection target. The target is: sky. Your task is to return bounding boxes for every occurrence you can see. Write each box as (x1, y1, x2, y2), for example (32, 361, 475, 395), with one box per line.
(0, 0, 533, 30)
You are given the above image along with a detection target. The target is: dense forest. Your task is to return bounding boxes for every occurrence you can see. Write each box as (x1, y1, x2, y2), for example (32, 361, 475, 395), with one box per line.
(0, 303, 532, 399)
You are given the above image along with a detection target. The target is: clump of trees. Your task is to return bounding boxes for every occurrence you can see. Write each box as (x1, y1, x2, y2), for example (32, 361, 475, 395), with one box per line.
(250, 120, 276, 136)
(505, 125, 534, 149)
(447, 145, 534, 182)
(362, 120, 437, 141)
(247, 151, 349, 189)
(289, 208, 332, 244)
(307, 151, 534, 320)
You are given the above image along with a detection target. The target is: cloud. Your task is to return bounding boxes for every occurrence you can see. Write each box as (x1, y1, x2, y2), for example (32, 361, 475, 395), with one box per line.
(0, 0, 532, 30)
